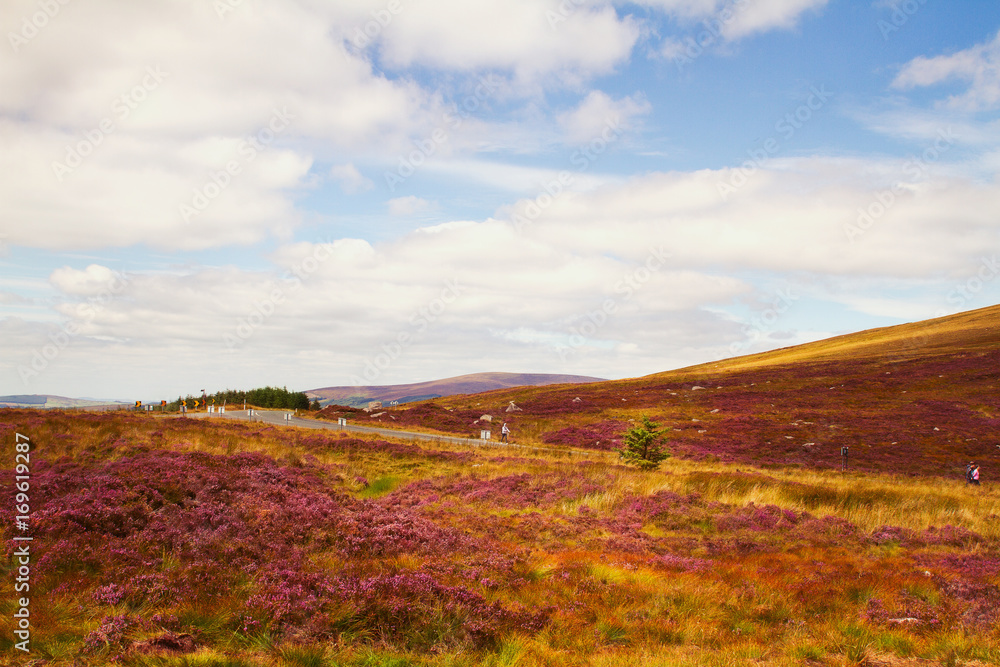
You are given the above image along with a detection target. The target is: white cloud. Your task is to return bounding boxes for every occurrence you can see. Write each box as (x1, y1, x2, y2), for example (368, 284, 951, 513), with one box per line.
(635, 0, 828, 40)
(48, 265, 123, 296)
(721, 0, 828, 40)
(893, 30, 1000, 110)
(558, 90, 651, 144)
(330, 163, 375, 194)
(369, 0, 640, 82)
(0, 0, 445, 250)
(9, 155, 1000, 395)
(505, 158, 1000, 279)
(388, 196, 435, 216)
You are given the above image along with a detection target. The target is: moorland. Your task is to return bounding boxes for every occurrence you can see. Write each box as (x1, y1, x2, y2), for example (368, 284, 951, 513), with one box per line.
(2, 305, 999, 666)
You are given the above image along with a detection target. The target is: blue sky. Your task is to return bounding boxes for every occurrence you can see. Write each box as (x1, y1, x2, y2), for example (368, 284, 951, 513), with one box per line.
(2, 0, 999, 400)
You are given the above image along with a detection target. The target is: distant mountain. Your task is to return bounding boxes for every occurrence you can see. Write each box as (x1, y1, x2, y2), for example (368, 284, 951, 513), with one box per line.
(0, 394, 128, 409)
(306, 372, 605, 408)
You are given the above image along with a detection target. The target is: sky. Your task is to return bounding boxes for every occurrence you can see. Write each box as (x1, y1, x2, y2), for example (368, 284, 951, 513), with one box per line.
(2, 0, 1000, 401)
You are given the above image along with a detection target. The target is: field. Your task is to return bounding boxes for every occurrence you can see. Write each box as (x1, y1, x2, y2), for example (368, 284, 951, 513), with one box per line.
(2, 305, 1000, 666)
(1, 408, 999, 667)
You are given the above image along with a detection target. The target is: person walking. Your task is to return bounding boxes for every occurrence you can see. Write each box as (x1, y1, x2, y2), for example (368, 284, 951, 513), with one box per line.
(501, 422, 510, 443)
(967, 462, 975, 485)
(971, 464, 980, 486)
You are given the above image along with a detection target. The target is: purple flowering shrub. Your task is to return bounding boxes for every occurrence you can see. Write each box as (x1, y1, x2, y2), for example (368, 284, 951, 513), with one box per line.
(2, 406, 999, 663)
(541, 420, 630, 450)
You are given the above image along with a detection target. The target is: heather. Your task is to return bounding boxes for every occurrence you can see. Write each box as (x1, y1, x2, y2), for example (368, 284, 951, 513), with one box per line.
(424, 348, 1000, 478)
(1, 409, 999, 666)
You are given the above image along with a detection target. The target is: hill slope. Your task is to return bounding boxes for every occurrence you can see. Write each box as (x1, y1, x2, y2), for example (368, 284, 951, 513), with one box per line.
(0, 394, 127, 409)
(375, 305, 1000, 477)
(306, 372, 604, 408)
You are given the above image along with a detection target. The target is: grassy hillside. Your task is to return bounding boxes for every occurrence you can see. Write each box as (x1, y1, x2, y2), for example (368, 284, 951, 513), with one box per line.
(1, 410, 999, 666)
(383, 304, 1000, 478)
(3, 306, 999, 665)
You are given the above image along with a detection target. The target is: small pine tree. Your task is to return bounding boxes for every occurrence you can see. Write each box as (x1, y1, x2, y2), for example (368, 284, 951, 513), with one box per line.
(619, 416, 670, 470)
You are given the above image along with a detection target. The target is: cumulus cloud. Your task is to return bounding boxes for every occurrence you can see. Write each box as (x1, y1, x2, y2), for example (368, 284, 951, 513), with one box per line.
(893, 29, 1000, 111)
(558, 91, 651, 144)
(9, 155, 999, 396)
(0, 0, 438, 250)
(514, 158, 1000, 279)
(635, 0, 828, 40)
(365, 0, 640, 81)
(0, 0, 646, 252)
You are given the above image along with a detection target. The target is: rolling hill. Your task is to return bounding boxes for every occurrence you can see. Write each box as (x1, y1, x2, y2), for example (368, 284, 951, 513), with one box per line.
(306, 372, 604, 408)
(349, 304, 1000, 477)
(3, 305, 999, 666)
(0, 394, 127, 409)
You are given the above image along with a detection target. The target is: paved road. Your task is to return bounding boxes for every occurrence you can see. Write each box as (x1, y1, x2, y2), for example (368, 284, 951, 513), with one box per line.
(196, 409, 594, 457)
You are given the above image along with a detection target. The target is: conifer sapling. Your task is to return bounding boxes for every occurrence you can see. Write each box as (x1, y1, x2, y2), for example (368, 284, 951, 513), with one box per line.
(619, 415, 670, 470)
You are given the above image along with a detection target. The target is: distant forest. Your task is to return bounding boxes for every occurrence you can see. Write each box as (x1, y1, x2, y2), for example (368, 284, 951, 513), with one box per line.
(168, 386, 317, 411)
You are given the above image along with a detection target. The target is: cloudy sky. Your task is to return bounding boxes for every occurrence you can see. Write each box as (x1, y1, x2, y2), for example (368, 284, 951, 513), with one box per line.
(2, 0, 999, 400)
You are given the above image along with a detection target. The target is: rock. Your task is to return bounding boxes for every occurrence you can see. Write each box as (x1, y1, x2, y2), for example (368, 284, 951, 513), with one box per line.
(710, 408, 719, 413)
(690, 386, 705, 391)
(479, 414, 493, 422)
(887, 617, 922, 625)
(506, 401, 522, 412)
(572, 397, 581, 403)
(370, 412, 385, 418)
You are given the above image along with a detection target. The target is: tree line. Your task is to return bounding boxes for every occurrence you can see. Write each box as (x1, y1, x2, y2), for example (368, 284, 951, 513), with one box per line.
(166, 386, 318, 411)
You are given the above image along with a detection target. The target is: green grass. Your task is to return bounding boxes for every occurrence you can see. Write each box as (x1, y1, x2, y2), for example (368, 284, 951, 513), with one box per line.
(357, 474, 402, 498)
